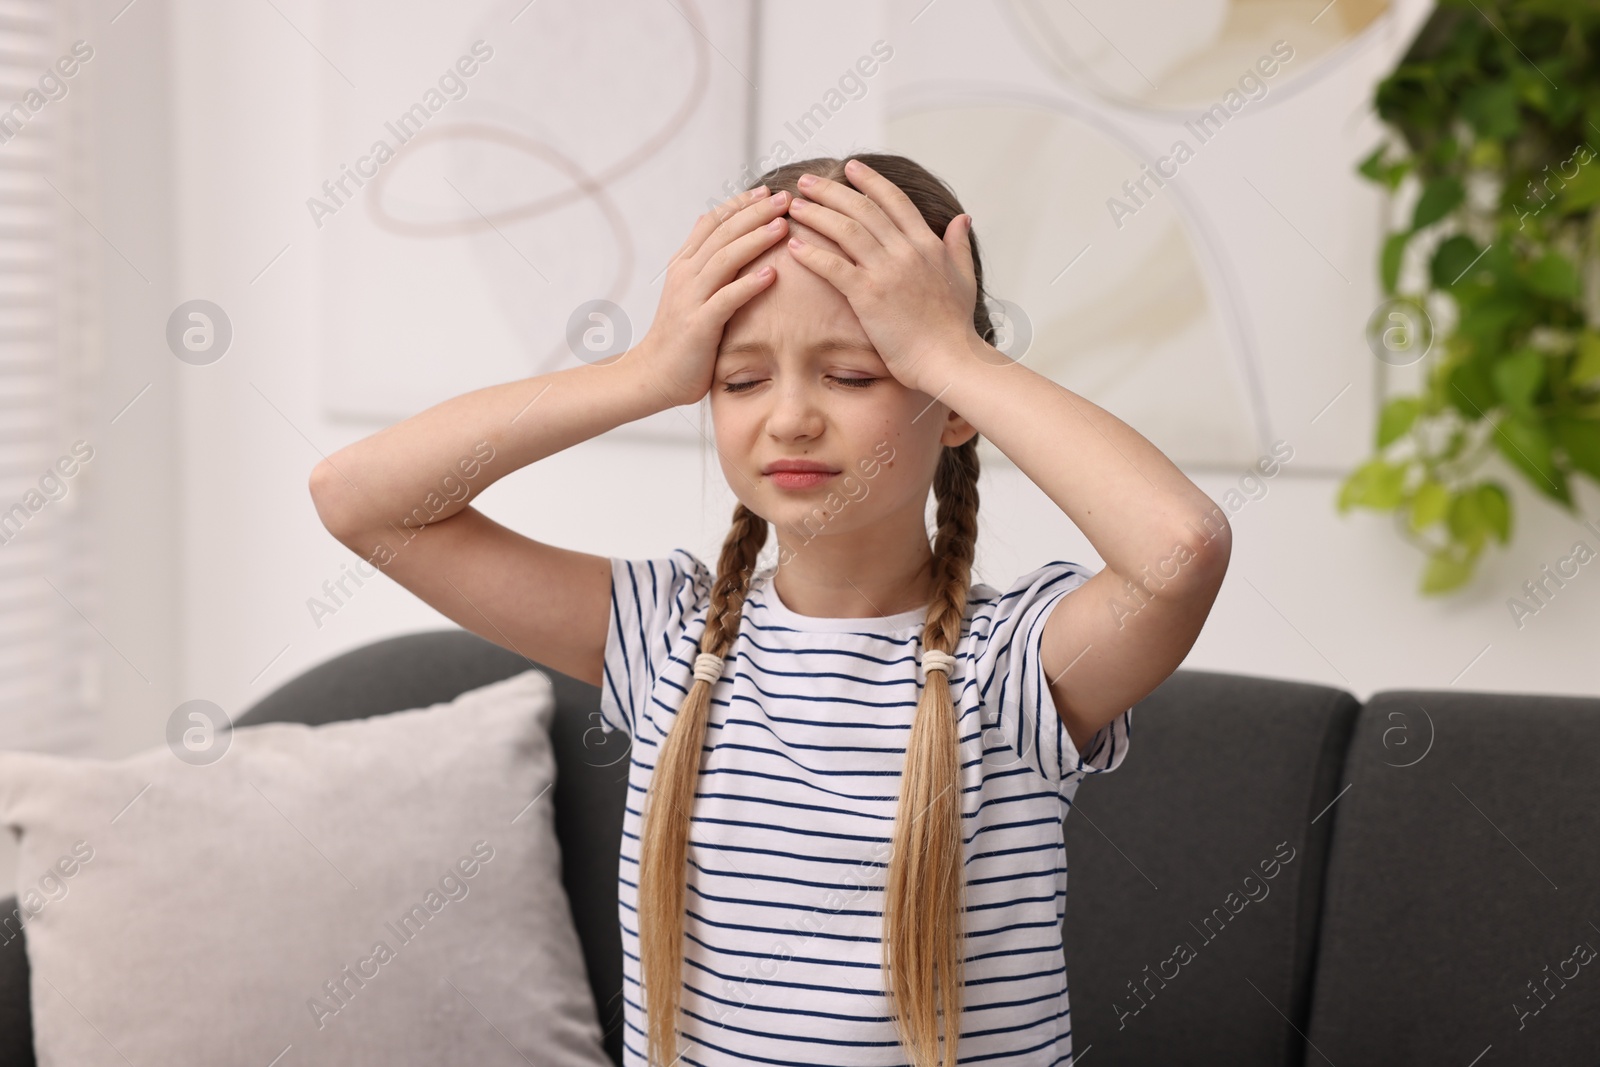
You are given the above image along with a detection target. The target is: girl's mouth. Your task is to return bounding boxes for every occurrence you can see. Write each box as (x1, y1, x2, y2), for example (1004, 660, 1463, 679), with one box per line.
(768, 471, 837, 490)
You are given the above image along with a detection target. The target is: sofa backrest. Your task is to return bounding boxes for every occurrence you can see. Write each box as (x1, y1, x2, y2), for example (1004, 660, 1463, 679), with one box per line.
(1060, 668, 1358, 1064)
(1302, 688, 1600, 1064)
(0, 895, 30, 1067)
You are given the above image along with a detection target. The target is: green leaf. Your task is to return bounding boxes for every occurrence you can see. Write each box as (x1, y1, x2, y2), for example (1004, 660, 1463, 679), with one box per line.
(1438, 426, 1467, 461)
(1491, 347, 1545, 413)
(1460, 81, 1520, 138)
(1421, 547, 1477, 595)
(1446, 358, 1499, 418)
(1455, 292, 1525, 352)
(1468, 138, 1504, 170)
(1434, 135, 1462, 168)
(1477, 482, 1511, 543)
(1574, 331, 1600, 384)
(1511, 63, 1554, 114)
(1411, 479, 1451, 530)
(1553, 416, 1600, 484)
(1557, 149, 1600, 212)
(1357, 144, 1414, 191)
(1377, 396, 1423, 448)
(1412, 177, 1464, 230)
(1357, 144, 1388, 183)
(1494, 414, 1572, 507)
(1550, 88, 1582, 127)
(1448, 489, 1488, 552)
(1526, 253, 1580, 300)
(1430, 234, 1482, 288)
(1380, 230, 1411, 294)
(1338, 458, 1408, 512)
(1477, 241, 1521, 289)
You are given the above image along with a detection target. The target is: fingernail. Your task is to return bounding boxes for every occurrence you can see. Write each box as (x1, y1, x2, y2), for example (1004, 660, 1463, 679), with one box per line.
(753, 185, 769, 196)
(798, 173, 817, 187)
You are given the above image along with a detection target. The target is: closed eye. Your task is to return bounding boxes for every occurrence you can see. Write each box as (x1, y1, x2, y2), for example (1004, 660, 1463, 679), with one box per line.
(721, 376, 879, 394)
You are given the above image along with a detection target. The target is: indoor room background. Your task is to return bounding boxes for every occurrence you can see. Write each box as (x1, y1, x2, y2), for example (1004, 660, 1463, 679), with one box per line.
(2, 0, 1594, 905)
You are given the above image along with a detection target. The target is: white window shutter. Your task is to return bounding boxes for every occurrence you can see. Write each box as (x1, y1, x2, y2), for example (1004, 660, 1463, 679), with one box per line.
(0, 0, 99, 755)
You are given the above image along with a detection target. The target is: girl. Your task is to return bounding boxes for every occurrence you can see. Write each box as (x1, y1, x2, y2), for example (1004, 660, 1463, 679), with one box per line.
(310, 153, 1229, 1067)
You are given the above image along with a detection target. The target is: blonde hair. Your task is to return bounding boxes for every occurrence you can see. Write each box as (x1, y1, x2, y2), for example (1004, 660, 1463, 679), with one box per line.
(639, 153, 997, 1067)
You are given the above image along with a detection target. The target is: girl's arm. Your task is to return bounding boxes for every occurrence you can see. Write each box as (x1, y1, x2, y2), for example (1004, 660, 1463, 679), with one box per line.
(308, 184, 793, 686)
(306, 356, 680, 688)
(916, 346, 1229, 587)
(309, 357, 676, 541)
(919, 340, 1231, 754)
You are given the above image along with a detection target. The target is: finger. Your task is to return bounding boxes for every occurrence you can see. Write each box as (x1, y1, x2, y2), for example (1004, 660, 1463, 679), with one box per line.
(837, 159, 941, 252)
(700, 213, 790, 290)
(680, 185, 771, 261)
(944, 213, 975, 286)
(785, 197, 882, 266)
(783, 234, 861, 294)
(689, 189, 791, 274)
(795, 190, 954, 298)
(704, 264, 776, 323)
(675, 192, 760, 267)
(794, 171, 903, 251)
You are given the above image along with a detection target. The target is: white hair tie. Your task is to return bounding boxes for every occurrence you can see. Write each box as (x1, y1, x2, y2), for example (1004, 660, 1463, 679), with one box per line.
(921, 649, 957, 675)
(693, 652, 725, 685)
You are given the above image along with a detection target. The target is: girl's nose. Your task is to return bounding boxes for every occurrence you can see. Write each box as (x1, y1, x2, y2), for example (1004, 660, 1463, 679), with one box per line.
(765, 382, 827, 440)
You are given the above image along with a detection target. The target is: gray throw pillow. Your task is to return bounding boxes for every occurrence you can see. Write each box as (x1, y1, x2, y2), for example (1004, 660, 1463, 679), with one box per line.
(0, 668, 611, 1067)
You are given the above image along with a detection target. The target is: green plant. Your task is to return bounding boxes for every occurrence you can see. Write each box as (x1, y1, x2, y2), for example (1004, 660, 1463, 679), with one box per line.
(1340, 0, 1600, 593)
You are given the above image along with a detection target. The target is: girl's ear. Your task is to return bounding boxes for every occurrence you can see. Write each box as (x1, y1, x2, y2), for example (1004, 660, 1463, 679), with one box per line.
(940, 406, 978, 448)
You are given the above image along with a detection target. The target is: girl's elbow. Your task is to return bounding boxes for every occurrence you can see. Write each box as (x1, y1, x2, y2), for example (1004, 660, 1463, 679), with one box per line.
(1176, 519, 1231, 591)
(308, 460, 361, 541)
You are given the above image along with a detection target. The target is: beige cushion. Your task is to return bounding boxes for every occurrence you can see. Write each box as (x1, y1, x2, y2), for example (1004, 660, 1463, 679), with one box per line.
(0, 669, 611, 1067)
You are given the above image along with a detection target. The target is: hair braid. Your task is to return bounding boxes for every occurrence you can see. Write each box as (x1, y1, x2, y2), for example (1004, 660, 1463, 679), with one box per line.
(882, 437, 981, 1067)
(638, 503, 767, 1067)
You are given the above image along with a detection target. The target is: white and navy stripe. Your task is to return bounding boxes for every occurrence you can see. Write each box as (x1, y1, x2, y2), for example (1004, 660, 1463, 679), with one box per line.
(601, 548, 1132, 1065)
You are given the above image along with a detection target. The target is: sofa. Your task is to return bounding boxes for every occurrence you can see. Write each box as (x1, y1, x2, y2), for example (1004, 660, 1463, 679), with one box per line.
(2, 628, 1596, 1065)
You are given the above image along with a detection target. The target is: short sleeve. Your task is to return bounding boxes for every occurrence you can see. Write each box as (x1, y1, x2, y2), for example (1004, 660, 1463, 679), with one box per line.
(969, 561, 1133, 795)
(599, 548, 712, 737)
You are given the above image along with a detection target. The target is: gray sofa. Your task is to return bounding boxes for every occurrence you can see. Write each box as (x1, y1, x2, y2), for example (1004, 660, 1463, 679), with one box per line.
(2, 629, 1597, 1065)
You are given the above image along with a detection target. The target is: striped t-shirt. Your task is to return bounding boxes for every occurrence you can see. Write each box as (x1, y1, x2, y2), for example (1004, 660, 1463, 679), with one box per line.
(599, 548, 1133, 1066)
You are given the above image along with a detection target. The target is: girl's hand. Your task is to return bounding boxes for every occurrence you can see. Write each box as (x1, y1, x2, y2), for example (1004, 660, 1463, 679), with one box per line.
(781, 159, 981, 393)
(637, 186, 792, 407)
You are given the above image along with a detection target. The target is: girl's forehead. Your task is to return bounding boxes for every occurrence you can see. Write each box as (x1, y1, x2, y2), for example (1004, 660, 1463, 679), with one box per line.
(719, 307, 876, 361)
(724, 223, 869, 350)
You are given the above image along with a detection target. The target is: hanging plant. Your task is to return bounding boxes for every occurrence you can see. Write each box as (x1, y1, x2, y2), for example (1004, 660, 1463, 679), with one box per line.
(1339, 0, 1600, 593)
